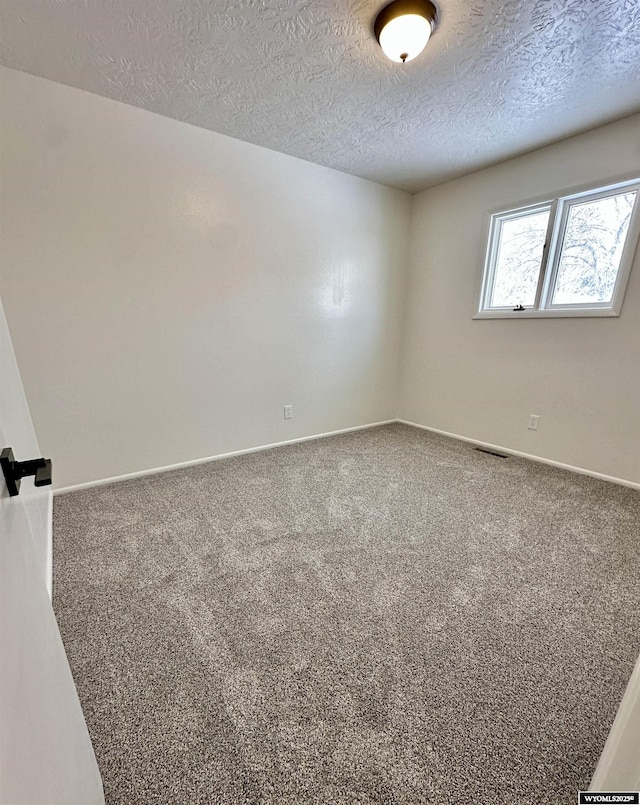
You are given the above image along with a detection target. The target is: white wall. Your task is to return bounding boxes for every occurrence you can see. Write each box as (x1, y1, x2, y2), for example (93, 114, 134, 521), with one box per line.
(399, 114, 640, 485)
(2, 67, 638, 489)
(0, 67, 410, 489)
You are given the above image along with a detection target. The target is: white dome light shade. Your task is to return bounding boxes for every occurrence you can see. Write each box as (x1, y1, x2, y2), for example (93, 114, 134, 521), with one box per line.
(378, 14, 432, 62)
(374, 0, 438, 64)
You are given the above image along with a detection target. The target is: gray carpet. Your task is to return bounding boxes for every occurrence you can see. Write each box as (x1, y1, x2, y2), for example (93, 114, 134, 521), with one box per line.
(53, 423, 640, 805)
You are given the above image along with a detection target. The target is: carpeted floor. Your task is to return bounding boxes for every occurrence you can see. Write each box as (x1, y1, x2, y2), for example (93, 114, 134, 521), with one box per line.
(53, 423, 640, 804)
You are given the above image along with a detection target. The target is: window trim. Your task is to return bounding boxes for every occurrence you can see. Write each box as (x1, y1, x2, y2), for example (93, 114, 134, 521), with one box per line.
(474, 176, 640, 320)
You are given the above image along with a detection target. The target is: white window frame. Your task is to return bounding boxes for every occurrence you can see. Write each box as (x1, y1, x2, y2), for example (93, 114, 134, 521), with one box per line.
(474, 176, 640, 319)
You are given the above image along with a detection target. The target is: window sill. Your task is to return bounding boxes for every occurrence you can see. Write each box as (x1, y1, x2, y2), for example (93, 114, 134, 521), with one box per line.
(473, 307, 620, 319)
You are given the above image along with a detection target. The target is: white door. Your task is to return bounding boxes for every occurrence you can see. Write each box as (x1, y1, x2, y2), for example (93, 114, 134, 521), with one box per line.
(0, 298, 104, 804)
(590, 653, 640, 792)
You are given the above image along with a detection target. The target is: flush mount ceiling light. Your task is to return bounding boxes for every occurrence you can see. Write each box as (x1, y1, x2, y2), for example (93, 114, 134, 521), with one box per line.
(374, 0, 438, 63)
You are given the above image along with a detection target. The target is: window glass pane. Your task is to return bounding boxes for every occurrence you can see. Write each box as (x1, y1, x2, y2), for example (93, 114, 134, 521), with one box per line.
(490, 210, 549, 308)
(551, 191, 637, 305)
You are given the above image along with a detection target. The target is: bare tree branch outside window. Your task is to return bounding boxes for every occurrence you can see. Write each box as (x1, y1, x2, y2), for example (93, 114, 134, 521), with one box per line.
(552, 192, 635, 304)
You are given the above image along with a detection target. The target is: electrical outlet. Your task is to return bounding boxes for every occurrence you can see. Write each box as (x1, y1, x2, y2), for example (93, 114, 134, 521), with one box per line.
(528, 414, 540, 431)
(283, 404, 293, 420)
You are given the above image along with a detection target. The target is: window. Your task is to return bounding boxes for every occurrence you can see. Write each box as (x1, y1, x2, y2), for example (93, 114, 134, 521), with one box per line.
(476, 178, 640, 318)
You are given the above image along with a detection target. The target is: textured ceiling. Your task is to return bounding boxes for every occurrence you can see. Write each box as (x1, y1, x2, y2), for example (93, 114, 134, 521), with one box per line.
(1, 0, 639, 192)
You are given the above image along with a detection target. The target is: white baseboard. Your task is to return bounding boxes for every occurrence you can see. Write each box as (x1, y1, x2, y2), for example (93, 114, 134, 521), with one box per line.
(54, 418, 640, 495)
(53, 420, 397, 495)
(397, 420, 640, 491)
